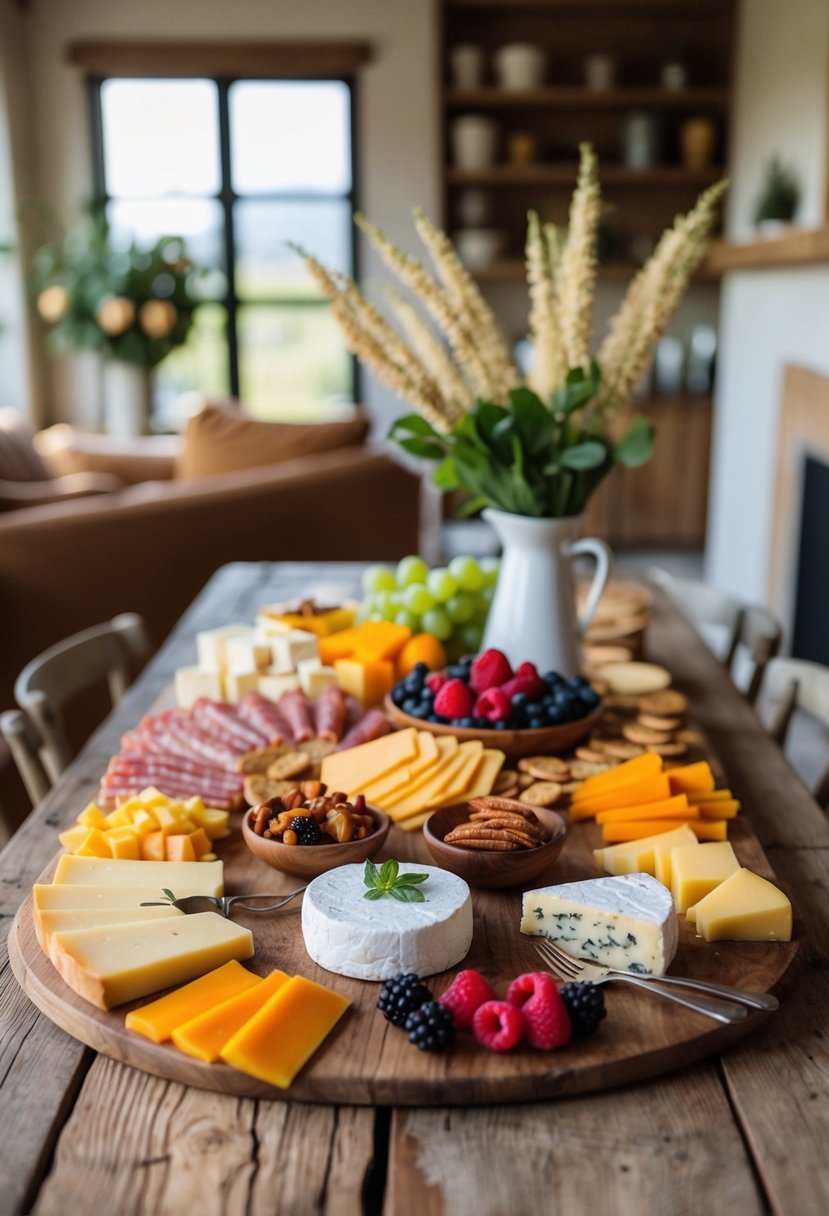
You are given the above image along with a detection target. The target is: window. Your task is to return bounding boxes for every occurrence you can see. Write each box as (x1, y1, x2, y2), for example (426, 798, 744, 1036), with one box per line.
(90, 74, 357, 425)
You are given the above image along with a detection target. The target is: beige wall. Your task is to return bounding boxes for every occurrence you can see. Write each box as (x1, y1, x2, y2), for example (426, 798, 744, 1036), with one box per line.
(22, 0, 441, 429)
(705, 0, 829, 613)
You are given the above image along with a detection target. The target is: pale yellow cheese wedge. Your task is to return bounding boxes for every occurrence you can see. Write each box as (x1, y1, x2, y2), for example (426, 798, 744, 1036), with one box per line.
(653, 825, 700, 888)
(320, 726, 418, 796)
(34, 905, 184, 953)
(689, 868, 792, 941)
(52, 855, 224, 896)
(384, 742, 482, 820)
(670, 841, 740, 914)
(50, 912, 254, 1010)
(172, 969, 290, 1062)
(593, 824, 697, 881)
(443, 748, 505, 805)
(33, 883, 213, 912)
(359, 731, 443, 802)
(369, 737, 461, 811)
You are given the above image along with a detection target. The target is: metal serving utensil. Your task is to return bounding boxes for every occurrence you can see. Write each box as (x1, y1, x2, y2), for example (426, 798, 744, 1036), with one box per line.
(141, 888, 307, 917)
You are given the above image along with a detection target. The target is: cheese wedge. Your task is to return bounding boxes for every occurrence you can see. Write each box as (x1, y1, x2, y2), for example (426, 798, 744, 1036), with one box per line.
(384, 742, 482, 820)
(320, 727, 418, 795)
(368, 736, 458, 811)
(33, 883, 211, 912)
(34, 905, 184, 952)
(220, 974, 350, 1089)
(51, 913, 254, 1010)
(653, 825, 700, 887)
(125, 959, 262, 1042)
(689, 868, 792, 941)
(359, 731, 442, 802)
(52, 855, 224, 896)
(670, 841, 740, 913)
(594, 823, 698, 880)
(172, 969, 290, 1062)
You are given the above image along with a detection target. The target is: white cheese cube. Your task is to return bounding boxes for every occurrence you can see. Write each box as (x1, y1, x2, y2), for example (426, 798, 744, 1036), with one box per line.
(196, 625, 253, 672)
(270, 629, 319, 670)
(224, 670, 262, 704)
(254, 612, 293, 637)
(521, 873, 678, 976)
(299, 664, 338, 698)
(258, 671, 301, 700)
(224, 635, 273, 674)
(174, 666, 223, 709)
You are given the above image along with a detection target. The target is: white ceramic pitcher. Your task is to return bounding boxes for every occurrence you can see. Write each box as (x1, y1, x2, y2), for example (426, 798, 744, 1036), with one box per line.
(481, 508, 612, 676)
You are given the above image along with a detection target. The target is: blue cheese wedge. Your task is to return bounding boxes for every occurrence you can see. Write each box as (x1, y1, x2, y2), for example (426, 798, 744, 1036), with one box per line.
(520, 874, 678, 975)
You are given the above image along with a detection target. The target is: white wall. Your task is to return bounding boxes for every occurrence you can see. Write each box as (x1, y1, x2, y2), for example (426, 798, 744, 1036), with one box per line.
(24, 0, 441, 431)
(705, 0, 829, 607)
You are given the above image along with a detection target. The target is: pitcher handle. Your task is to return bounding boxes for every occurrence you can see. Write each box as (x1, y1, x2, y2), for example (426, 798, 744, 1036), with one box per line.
(566, 536, 613, 635)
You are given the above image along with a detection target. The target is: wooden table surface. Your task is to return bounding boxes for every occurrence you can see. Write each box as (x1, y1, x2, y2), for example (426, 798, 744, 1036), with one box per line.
(1, 562, 828, 1216)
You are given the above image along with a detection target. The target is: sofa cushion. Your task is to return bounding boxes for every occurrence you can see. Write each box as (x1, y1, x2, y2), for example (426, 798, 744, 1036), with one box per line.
(35, 424, 180, 485)
(0, 472, 123, 512)
(175, 402, 370, 481)
(0, 408, 51, 482)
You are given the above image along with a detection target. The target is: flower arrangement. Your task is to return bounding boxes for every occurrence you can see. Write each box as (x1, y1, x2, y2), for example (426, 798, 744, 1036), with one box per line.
(30, 205, 200, 370)
(753, 156, 800, 226)
(297, 144, 726, 519)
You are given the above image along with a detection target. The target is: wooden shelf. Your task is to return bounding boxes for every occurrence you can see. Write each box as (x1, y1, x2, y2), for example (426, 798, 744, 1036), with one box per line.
(446, 86, 729, 110)
(470, 259, 722, 283)
(447, 164, 725, 187)
(704, 227, 829, 273)
(446, 0, 725, 10)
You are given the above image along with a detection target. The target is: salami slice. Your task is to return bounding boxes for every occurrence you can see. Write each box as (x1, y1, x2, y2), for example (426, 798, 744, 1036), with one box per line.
(192, 699, 269, 750)
(336, 707, 391, 751)
(343, 695, 365, 733)
(237, 692, 293, 745)
(315, 684, 346, 742)
(278, 688, 315, 742)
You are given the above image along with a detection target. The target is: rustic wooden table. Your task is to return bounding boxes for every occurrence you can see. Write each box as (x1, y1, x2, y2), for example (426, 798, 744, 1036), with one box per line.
(1, 562, 828, 1216)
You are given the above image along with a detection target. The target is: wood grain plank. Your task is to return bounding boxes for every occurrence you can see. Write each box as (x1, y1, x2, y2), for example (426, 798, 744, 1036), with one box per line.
(387, 1065, 764, 1216)
(33, 1055, 375, 1216)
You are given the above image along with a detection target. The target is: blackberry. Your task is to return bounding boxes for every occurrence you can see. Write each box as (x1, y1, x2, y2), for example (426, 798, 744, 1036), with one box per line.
(404, 1000, 457, 1052)
(377, 973, 431, 1027)
(289, 815, 321, 846)
(560, 981, 607, 1037)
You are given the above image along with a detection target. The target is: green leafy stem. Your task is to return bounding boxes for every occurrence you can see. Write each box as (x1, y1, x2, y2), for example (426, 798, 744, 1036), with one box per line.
(389, 361, 654, 519)
(363, 859, 429, 903)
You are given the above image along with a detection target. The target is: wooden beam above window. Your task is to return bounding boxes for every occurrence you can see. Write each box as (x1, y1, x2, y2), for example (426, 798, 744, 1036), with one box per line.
(66, 40, 373, 78)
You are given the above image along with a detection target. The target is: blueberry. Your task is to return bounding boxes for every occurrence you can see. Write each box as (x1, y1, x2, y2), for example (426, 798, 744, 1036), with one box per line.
(420, 688, 435, 705)
(446, 664, 466, 680)
(474, 717, 489, 729)
(402, 698, 420, 715)
(391, 686, 406, 707)
(569, 674, 589, 688)
(494, 720, 509, 730)
(512, 692, 528, 708)
(428, 713, 447, 724)
(414, 662, 429, 675)
(459, 716, 475, 728)
(459, 658, 473, 676)
(404, 678, 423, 697)
(543, 671, 564, 687)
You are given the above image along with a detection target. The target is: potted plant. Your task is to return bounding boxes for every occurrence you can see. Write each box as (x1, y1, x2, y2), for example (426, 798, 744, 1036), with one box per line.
(29, 204, 200, 433)
(753, 157, 800, 236)
(297, 144, 725, 672)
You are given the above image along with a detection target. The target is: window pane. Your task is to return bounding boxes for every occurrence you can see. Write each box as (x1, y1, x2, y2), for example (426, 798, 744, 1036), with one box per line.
(229, 81, 351, 195)
(234, 199, 351, 300)
(107, 198, 227, 300)
(101, 79, 220, 198)
(154, 304, 230, 430)
(238, 304, 352, 420)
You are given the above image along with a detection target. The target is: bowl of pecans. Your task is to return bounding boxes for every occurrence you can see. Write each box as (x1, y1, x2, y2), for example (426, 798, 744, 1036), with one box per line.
(242, 780, 390, 878)
(423, 796, 567, 889)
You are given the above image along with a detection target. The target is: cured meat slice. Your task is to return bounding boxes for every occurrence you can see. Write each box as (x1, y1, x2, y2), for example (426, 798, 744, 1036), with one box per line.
(343, 695, 365, 733)
(191, 699, 269, 750)
(105, 759, 242, 795)
(315, 684, 346, 742)
(237, 692, 293, 745)
(336, 708, 391, 752)
(278, 688, 314, 742)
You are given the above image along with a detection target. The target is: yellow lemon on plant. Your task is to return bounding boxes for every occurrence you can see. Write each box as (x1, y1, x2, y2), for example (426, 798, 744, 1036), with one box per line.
(36, 284, 70, 323)
(97, 295, 135, 335)
(139, 299, 177, 339)
(396, 632, 447, 679)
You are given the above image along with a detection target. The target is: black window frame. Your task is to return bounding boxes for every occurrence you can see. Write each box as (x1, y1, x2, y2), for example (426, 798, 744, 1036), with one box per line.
(87, 71, 360, 406)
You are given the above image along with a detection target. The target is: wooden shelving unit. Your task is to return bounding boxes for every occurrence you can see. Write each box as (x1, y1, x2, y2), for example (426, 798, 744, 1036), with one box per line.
(446, 86, 730, 111)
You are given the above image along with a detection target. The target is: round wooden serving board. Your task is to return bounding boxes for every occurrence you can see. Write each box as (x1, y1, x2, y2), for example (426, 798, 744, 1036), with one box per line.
(9, 811, 804, 1107)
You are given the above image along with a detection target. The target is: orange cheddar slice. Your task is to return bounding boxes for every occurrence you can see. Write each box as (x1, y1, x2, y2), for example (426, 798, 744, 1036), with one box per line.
(667, 761, 715, 796)
(569, 774, 672, 820)
(359, 732, 442, 803)
(595, 794, 691, 826)
(692, 799, 741, 820)
(125, 960, 261, 1043)
(690, 788, 733, 801)
(572, 752, 663, 800)
(220, 974, 350, 1089)
(172, 969, 289, 1063)
(602, 817, 727, 844)
(320, 727, 418, 795)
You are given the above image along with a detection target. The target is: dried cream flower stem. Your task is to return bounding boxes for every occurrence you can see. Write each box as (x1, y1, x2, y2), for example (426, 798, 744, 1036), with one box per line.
(525, 209, 565, 401)
(556, 142, 600, 370)
(386, 288, 472, 419)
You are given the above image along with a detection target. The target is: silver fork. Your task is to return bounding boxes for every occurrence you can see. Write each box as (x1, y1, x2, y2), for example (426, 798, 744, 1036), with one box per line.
(534, 940, 758, 1025)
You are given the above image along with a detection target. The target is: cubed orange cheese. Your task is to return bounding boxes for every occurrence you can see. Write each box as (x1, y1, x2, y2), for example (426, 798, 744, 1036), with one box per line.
(187, 827, 213, 859)
(140, 831, 167, 862)
(126, 959, 261, 1042)
(75, 828, 112, 858)
(165, 834, 197, 863)
(334, 657, 396, 707)
(77, 803, 108, 830)
(106, 827, 141, 860)
(667, 761, 715, 796)
(172, 969, 289, 1062)
(220, 974, 350, 1088)
(58, 825, 90, 853)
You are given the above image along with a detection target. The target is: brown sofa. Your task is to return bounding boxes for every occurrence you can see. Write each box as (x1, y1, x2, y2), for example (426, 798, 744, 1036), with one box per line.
(0, 413, 421, 827)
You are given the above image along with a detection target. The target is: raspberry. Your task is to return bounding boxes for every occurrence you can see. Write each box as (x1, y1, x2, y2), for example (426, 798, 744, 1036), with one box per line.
(506, 972, 572, 1050)
(434, 678, 474, 719)
(439, 969, 496, 1030)
(501, 671, 545, 702)
(473, 687, 512, 723)
(426, 672, 450, 694)
(472, 1000, 525, 1052)
(469, 649, 513, 693)
(516, 661, 539, 679)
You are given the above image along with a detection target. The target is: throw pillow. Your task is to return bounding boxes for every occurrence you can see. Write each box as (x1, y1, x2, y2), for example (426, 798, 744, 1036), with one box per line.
(175, 401, 369, 481)
(0, 408, 52, 482)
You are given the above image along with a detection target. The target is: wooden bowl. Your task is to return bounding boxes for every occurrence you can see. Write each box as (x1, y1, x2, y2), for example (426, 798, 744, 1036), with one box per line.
(242, 805, 390, 879)
(423, 803, 567, 890)
(383, 696, 602, 759)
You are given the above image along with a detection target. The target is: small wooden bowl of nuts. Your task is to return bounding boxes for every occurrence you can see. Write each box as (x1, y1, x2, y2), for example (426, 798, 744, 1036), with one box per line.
(241, 780, 390, 878)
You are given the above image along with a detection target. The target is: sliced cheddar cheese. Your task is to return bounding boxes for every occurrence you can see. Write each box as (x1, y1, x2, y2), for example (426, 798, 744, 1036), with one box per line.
(125, 958, 261, 1043)
(569, 774, 672, 820)
(573, 751, 663, 799)
(667, 761, 715, 796)
(172, 969, 289, 1062)
(595, 794, 691, 825)
(320, 727, 418, 795)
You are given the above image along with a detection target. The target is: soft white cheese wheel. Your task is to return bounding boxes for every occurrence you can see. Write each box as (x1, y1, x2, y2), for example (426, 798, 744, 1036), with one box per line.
(301, 862, 473, 981)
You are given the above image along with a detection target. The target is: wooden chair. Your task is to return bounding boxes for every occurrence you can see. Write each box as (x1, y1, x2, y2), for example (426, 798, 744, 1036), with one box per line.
(0, 613, 150, 807)
(649, 568, 783, 703)
(762, 657, 829, 810)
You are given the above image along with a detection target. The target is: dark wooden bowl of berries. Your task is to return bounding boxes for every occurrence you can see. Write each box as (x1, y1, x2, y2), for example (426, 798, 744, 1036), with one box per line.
(385, 649, 603, 759)
(242, 782, 390, 878)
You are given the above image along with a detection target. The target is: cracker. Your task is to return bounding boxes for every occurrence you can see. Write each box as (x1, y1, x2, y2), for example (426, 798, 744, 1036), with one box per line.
(266, 750, 312, 780)
(638, 689, 689, 716)
(517, 756, 570, 780)
(675, 727, 703, 745)
(295, 738, 337, 764)
(602, 740, 646, 760)
(623, 722, 675, 746)
(569, 759, 615, 779)
(574, 746, 610, 764)
(496, 785, 520, 800)
(647, 740, 688, 757)
(243, 774, 299, 806)
(597, 661, 672, 695)
(494, 770, 520, 794)
(558, 781, 583, 795)
(637, 713, 682, 732)
(236, 744, 290, 774)
(518, 772, 536, 789)
(518, 782, 563, 807)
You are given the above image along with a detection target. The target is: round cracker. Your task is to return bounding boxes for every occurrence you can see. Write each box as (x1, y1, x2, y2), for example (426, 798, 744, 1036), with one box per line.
(266, 750, 312, 780)
(518, 781, 563, 807)
(602, 740, 646, 760)
(646, 740, 688, 757)
(517, 756, 570, 781)
(569, 759, 616, 779)
(574, 746, 611, 764)
(242, 774, 299, 806)
(638, 689, 689, 716)
(237, 744, 290, 774)
(623, 722, 675, 747)
(494, 770, 520, 794)
(637, 713, 682, 732)
(296, 737, 337, 764)
(596, 661, 672, 696)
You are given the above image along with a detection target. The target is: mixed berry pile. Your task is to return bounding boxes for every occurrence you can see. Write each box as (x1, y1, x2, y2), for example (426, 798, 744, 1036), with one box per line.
(390, 648, 600, 730)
